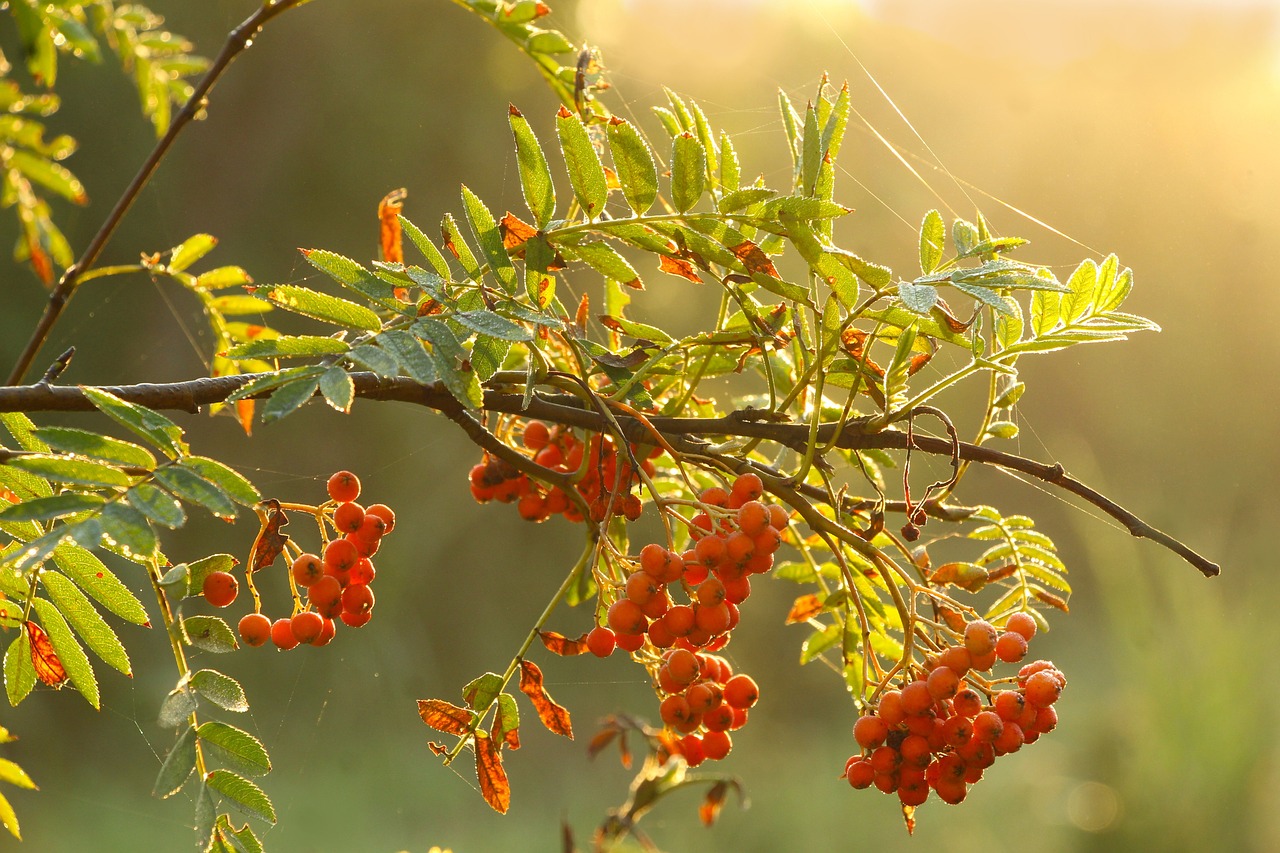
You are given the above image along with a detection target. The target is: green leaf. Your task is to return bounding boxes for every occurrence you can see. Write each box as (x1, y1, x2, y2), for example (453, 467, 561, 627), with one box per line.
(3, 633, 34, 707)
(155, 466, 236, 519)
(952, 281, 1017, 315)
(1095, 262, 1132, 313)
(0, 492, 105, 523)
(184, 554, 237, 600)
(415, 319, 482, 409)
(606, 117, 658, 215)
(1031, 287, 1062, 337)
(800, 622, 841, 664)
(376, 330, 438, 385)
(898, 281, 938, 314)
(719, 131, 741, 192)
(463, 671, 504, 711)
(191, 669, 249, 713)
(39, 570, 130, 675)
(30, 598, 98, 708)
(183, 616, 239, 653)
(6, 454, 130, 488)
(995, 298, 1024, 350)
(346, 343, 399, 377)
(264, 285, 382, 332)
(260, 375, 322, 424)
(469, 335, 513, 383)
(204, 770, 276, 825)
(718, 187, 776, 213)
(301, 249, 398, 306)
(98, 500, 157, 560)
(224, 335, 349, 360)
(441, 212, 482, 279)
(169, 234, 217, 273)
(767, 197, 850, 220)
(0, 757, 34, 790)
(33, 427, 156, 469)
(197, 722, 271, 776)
(800, 100, 820, 195)
(509, 105, 556, 227)
(127, 482, 186, 529)
(81, 387, 186, 458)
(1060, 258, 1097, 325)
(153, 725, 197, 798)
(196, 266, 254, 290)
(52, 545, 149, 625)
(670, 132, 706, 214)
(919, 209, 945, 274)
(562, 241, 640, 289)
(556, 106, 608, 218)
(453, 310, 534, 341)
(319, 365, 355, 413)
(214, 815, 263, 853)
(461, 184, 518, 293)
(180, 458, 259, 507)
(224, 366, 325, 405)
(398, 215, 451, 279)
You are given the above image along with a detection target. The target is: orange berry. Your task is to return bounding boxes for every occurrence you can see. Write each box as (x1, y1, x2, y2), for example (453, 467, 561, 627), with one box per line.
(736, 500, 769, 537)
(900, 680, 934, 715)
(685, 682, 722, 715)
(694, 602, 732, 635)
(699, 487, 730, 508)
(666, 649, 701, 685)
(937, 645, 972, 676)
(724, 531, 755, 565)
(290, 611, 325, 644)
(202, 571, 238, 608)
(926, 666, 961, 701)
(694, 534, 726, 568)
(659, 694, 695, 727)
(271, 617, 300, 650)
(730, 473, 763, 503)
(996, 631, 1029, 663)
(970, 648, 998, 672)
(311, 617, 337, 647)
(963, 620, 998, 657)
(639, 543, 668, 577)
(323, 538, 359, 573)
(1024, 670, 1064, 707)
(695, 576, 726, 608)
(722, 575, 751, 605)
(646, 618, 676, 648)
(941, 715, 974, 747)
(291, 553, 324, 587)
(900, 733, 932, 768)
(703, 704, 735, 732)
(522, 420, 550, 450)
(625, 570, 659, 606)
(607, 598, 648, 636)
(640, 589, 671, 619)
(853, 715, 889, 749)
(680, 734, 707, 767)
(767, 503, 789, 530)
(341, 583, 375, 615)
(701, 729, 732, 760)
(993, 690, 1026, 722)
(333, 501, 365, 534)
(586, 626, 615, 658)
(993, 721, 1024, 755)
(723, 674, 759, 709)
(846, 758, 875, 789)
(308, 575, 343, 619)
(869, 745, 900, 774)
(350, 557, 376, 586)
(327, 470, 361, 503)
(238, 613, 271, 647)
(1005, 611, 1037, 641)
(753, 526, 782, 556)
(662, 605, 695, 638)
(364, 503, 396, 534)
(615, 630, 646, 652)
(952, 687, 983, 718)
(972, 711, 1004, 743)
(878, 689, 906, 726)
(340, 609, 372, 628)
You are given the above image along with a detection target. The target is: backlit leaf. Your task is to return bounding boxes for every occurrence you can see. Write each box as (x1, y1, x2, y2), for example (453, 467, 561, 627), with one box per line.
(564, 241, 640, 288)
(264, 285, 382, 332)
(463, 672, 503, 712)
(509, 105, 556, 227)
(28, 604, 95, 706)
(204, 770, 276, 824)
(919, 210, 945, 274)
(224, 335, 349, 360)
(33, 427, 156, 469)
(0, 492, 104, 523)
(197, 266, 254, 290)
(260, 375, 322, 424)
(658, 255, 702, 283)
(492, 693, 521, 751)
(0, 789, 18, 840)
(606, 117, 658, 215)
(154, 466, 236, 520)
(418, 698, 474, 735)
(378, 189, 406, 264)
(399, 214, 452, 279)
(518, 659, 572, 738)
(376, 330, 438, 385)
(474, 732, 510, 814)
(319, 365, 355, 413)
(169, 234, 217, 273)
(81, 387, 186, 458)
(453, 310, 533, 341)
(556, 105, 607, 218)
(785, 593, 824, 625)
(461, 184, 518, 293)
(5, 454, 129, 489)
(670, 132, 706, 214)
(248, 501, 289, 574)
(197, 722, 271, 776)
(3, 632, 35, 706)
(181, 457, 259, 507)
(183, 616, 238, 653)
(537, 630, 587, 656)
(52, 545, 149, 625)
(191, 669, 248, 712)
(39, 570, 130, 675)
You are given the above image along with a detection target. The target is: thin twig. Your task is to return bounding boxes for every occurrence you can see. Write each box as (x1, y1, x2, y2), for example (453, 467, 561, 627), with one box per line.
(5, 0, 311, 386)
(0, 372, 1220, 577)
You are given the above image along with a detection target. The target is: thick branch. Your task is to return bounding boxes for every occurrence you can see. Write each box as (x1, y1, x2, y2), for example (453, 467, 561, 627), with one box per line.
(5, 0, 311, 386)
(0, 372, 1219, 578)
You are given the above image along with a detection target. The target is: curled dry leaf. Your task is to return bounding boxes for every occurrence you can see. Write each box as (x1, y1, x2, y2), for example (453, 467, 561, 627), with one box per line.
(418, 699, 473, 736)
(518, 659, 573, 739)
(538, 630, 588, 656)
(27, 622, 66, 688)
(474, 732, 511, 814)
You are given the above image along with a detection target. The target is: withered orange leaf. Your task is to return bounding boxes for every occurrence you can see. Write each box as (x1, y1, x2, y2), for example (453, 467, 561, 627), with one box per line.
(418, 698, 474, 736)
(378, 188, 406, 265)
(499, 212, 538, 252)
(617, 730, 632, 769)
(29, 238, 53, 287)
(699, 781, 729, 827)
(27, 621, 67, 688)
(603, 166, 621, 191)
(658, 254, 702, 283)
(234, 399, 255, 437)
(0, 486, 19, 504)
(427, 741, 449, 756)
(908, 351, 934, 376)
(1033, 589, 1070, 612)
(538, 630, 588, 656)
(574, 293, 590, 333)
(985, 563, 1018, 583)
(586, 727, 617, 761)
(248, 499, 289, 573)
(785, 593, 825, 625)
(518, 659, 573, 739)
(474, 732, 511, 814)
(441, 224, 460, 260)
(729, 241, 781, 279)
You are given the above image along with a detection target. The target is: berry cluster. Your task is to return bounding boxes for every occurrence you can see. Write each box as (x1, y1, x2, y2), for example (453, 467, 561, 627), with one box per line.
(583, 473, 785, 764)
(215, 470, 396, 650)
(843, 613, 1065, 807)
(468, 421, 658, 523)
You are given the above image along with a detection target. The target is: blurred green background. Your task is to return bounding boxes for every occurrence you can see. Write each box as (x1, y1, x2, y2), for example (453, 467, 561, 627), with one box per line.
(2, 0, 1278, 850)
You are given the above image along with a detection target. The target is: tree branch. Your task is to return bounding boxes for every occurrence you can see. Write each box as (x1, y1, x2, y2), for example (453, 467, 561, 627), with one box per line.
(5, 0, 312, 387)
(0, 372, 1219, 578)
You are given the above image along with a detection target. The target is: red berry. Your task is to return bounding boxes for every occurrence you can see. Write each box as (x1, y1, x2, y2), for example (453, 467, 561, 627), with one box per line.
(238, 613, 271, 647)
(340, 609, 372, 628)
(846, 758, 875, 789)
(307, 575, 343, 619)
(202, 571, 238, 608)
(964, 620, 998, 657)
(290, 611, 325, 644)
(323, 537, 359, 573)
(586, 626, 615, 658)
(1024, 670, 1065, 707)
(271, 617, 300, 650)
(853, 715, 889, 749)
(333, 501, 365, 534)
(701, 730, 732, 760)
(1005, 611, 1037, 641)
(723, 674, 759, 709)
(311, 617, 337, 647)
(327, 470, 361, 503)
(342, 583, 375, 615)
(291, 553, 324, 587)
(522, 420, 550, 450)
(995, 631, 1029, 663)
(364, 503, 396, 535)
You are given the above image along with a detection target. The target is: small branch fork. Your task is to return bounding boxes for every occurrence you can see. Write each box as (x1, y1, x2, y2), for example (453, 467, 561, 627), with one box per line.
(4, 0, 311, 387)
(0, 372, 1221, 578)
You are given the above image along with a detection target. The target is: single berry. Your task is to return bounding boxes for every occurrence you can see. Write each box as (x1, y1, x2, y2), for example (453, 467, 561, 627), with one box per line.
(701, 729, 732, 760)
(202, 571, 238, 608)
(586, 625, 616, 658)
(333, 501, 365, 534)
(238, 613, 271, 647)
(1024, 670, 1065, 707)
(323, 538, 360, 573)
(723, 674, 759, 710)
(290, 611, 325, 644)
(1005, 611, 1038, 641)
(307, 575, 344, 619)
(846, 758, 875, 789)
(364, 503, 396, 535)
(607, 598, 648, 636)
(996, 631, 1029, 663)
(342, 583, 375, 615)
(271, 617, 300, 650)
(964, 620, 998, 657)
(311, 617, 337, 647)
(522, 420, 550, 450)
(327, 470, 361, 503)
(854, 714, 890, 749)
(340, 609, 372, 628)
(291, 553, 324, 587)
